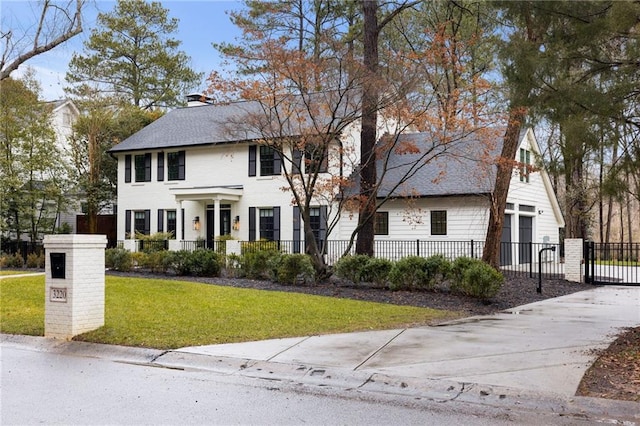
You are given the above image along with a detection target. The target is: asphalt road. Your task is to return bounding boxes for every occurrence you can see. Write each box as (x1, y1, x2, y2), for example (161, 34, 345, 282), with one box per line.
(1, 344, 589, 426)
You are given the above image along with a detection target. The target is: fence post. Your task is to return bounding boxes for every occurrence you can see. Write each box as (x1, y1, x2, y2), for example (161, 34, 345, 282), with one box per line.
(416, 239, 420, 257)
(529, 241, 533, 278)
(563, 239, 584, 282)
(470, 240, 474, 258)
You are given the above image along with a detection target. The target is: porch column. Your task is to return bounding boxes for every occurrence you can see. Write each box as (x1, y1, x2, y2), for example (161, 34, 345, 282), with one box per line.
(214, 199, 221, 239)
(177, 200, 183, 241)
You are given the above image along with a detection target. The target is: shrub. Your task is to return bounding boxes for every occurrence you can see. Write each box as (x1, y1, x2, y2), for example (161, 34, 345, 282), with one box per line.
(333, 255, 371, 283)
(26, 252, 45, 269)
(1, 253, 24, 269)
(460, 262, 504, 300)
(242, 249, 281, 279)
(171, 250, 194, 276)
(450, 256, 478, 292)
(273, 253, 315, 285)
(359, 257, 393, 286)
(388, 256, 432, 291)
(424, 254, 451, 285)
(224, 253, 243, 278)
(241, 239, 280, 254)
(131, 251, 146, 268)
(140, 250, 174, 273)
(189, 249, 222, 277)
(105, 248, 132, 272)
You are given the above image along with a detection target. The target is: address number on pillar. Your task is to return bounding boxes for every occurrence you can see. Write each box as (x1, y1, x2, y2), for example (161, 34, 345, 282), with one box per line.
(50, 287, 67, 303)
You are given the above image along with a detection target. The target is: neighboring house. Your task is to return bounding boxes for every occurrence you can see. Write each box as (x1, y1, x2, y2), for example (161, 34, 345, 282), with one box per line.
(47, 99, 81, 233)
(109, 99, 564, 265)
(48, 99, 116, 242)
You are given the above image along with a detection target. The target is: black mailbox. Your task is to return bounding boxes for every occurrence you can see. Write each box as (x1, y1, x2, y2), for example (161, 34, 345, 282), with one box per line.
(50, 253, 66, 279)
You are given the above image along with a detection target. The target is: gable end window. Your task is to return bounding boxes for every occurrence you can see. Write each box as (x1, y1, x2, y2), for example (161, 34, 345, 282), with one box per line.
(168, 151, 185, 180)
(519, 148, 531, 183)
(135, 153, 151, 182)
(374, 212, 389, 235)
(430, 210, 447, 236)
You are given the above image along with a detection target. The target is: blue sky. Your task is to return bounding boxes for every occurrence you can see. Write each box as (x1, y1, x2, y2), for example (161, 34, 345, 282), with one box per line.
(2, 0, 246, 100)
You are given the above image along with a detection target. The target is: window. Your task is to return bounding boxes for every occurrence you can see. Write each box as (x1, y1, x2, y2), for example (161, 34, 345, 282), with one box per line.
(374, 212, 389, 235)
(430, 210, 447, 236)
(519, 204, 536, 213)
(259, 208, 274, 240)
(167, 151, 185, 180)
(135, 153, 151, 182)
(167, 210, 177, 238)
(259, 146, 280, 176)
(305, 146, 328, 174)
(134, 210, 150, 235)
(309, 207, 322, 244)
(519, 148, 531, 183)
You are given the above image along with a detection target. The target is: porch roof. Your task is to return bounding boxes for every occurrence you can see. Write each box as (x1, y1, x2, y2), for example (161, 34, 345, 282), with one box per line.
(169, 185, 243, 202)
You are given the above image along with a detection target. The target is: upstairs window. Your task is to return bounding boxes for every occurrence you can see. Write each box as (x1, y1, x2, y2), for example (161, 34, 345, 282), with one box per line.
(305, 145, 328, 174)
(134, 153, 151, 182)
(167, 151, 185, 180)
(430, 210, 447, 236)
(259, 145, 281, 176)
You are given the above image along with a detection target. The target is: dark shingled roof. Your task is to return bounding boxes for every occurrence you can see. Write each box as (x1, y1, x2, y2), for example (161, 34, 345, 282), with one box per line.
(109, 101, 266, 153)
(352, 131, 504, 198)
(110, 93, 361, 154)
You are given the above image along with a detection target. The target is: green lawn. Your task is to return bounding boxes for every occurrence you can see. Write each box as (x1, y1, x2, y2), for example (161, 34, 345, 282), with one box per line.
(0, 270, 37, 276)
(0, 275, 454, 349)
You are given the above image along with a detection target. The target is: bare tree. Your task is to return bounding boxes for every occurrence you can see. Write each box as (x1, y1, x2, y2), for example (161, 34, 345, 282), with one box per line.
(1, 0, 84, 80)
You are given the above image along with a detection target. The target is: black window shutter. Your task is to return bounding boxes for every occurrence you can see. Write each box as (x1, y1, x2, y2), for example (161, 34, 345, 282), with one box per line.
(178, 150, 185, 180)
(157, 152, 164, 181)
(293, 150, 302, 174)
(125, 155, 131, 183)
(319, 206, 327, 252)
(144, 153, 151, 181)
(248, 146, 257, 176)
(157, 209, 164, 232)
(125, 209, 131, 237)
(248, 207, 256, 241)
(144, 210, 151, 235)
(320, 150, 328, 173)
(274, 151, 282, 174)
(273, 206, 281, 241)
(181, 208, 185, 240)
(293, 206, 301, 253)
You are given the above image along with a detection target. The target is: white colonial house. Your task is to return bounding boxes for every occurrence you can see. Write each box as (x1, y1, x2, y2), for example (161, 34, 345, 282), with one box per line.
(109, 98, 564, 265)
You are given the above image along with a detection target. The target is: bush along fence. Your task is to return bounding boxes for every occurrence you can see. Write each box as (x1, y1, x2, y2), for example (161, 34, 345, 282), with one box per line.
(115, 238, 564, 280)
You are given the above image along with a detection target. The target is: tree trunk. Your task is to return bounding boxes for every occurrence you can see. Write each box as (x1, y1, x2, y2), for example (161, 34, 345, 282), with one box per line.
(482, 108, 526, 269)
(355, 0, 379, 257)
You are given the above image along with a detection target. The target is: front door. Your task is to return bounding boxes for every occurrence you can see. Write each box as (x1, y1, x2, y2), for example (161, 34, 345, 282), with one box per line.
(206, 205, 232, 249)
(518, 216, 533, 264)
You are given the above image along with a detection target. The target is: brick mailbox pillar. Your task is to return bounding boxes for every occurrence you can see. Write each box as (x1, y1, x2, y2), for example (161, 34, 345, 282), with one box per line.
(43, 234, 108, 339)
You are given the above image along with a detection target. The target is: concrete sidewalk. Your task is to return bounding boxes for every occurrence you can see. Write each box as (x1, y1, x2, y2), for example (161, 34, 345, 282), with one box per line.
(174, 286, 639, 397)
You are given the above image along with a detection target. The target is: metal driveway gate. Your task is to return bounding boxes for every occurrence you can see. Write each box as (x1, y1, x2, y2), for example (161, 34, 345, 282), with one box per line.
(584, 241, 640, 285)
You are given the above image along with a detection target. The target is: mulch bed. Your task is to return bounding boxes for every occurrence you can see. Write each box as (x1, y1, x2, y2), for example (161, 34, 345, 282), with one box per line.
(107, 269, 596, 316)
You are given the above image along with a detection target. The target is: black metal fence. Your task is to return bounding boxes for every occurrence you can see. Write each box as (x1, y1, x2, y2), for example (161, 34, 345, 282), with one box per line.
(1, 241, 44, 263)
(111, 238, 565, 279)
(585, 241, 640, 285)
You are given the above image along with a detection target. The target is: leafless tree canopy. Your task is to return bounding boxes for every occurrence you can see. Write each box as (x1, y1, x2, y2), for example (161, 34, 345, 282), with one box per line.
(0, 0, 84, 80)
